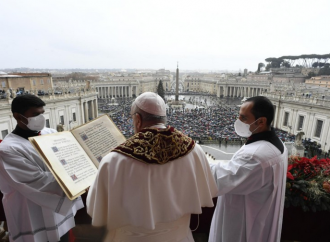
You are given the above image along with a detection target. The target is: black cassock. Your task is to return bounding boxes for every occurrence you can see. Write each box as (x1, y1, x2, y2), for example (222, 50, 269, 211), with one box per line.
(0, 192, 5, 221)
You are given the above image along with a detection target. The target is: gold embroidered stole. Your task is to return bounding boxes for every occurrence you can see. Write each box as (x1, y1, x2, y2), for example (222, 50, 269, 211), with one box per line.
(112, 126, 195, 164)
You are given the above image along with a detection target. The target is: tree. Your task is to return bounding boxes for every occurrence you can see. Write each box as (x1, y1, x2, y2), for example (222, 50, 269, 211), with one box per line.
(157, 80, 165, 101)
(312, 62, 319, 68)
(257, 63, 265, 72)
(265, 58, 283, 68)
(267, 54, 330, 68)
(307, 72, 316, 78)
(282, 61, 291, 68)
(318, 67, 330, 76)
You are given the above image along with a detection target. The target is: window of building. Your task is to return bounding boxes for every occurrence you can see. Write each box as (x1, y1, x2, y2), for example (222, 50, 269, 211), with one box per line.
(73, 112, 76, 122)
(60, 115, 64, 125)
(1, 129, 8, 139)
(1, 81, 6, 88)
(40, 79, 44, 85)
(33, 80, 36, 86)
(297, 115, 304, 130)
(46, 119, 50, 128)
(283, 112, 289, 126)
(314, 120, 323, 138)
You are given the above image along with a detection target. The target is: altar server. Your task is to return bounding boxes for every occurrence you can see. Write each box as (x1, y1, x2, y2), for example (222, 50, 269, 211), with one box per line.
(0, 94, 83, 242)
(209, 96, 288, 242)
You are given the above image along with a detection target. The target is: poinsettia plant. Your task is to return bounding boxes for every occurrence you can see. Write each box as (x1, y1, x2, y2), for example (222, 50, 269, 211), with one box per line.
(285, 155, 330, 212)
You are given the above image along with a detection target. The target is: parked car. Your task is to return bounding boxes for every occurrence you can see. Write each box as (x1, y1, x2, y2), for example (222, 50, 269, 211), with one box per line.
(38, 90, 45, 96)
(54, 90, 62, 95)
(0, 93, 7, 99)
(16, 90, 24, 95)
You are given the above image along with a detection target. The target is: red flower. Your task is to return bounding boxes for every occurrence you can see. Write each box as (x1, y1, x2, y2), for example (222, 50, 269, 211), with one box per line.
(287, 165, 294, 180)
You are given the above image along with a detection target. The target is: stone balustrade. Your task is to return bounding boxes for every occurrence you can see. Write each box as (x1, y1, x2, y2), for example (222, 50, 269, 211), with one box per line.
(264, 93, 330, 107)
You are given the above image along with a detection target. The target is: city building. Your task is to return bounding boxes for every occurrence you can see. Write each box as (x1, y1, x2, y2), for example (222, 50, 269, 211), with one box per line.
(270, 67, 302, 74)
(272, 73, 305, 83)
(184, 73, 269, 97)
(0, 73, 53, 93)
(184, 77, 217, 94)
(301, 68, 320, 76)
(2, 68, 330, 153)
(0, 90, 98, 140)
(305, 76, 330, 88)
(264, 92, 330, 151)
(91, 69, 172, 99)
(246, 73, 270, 82)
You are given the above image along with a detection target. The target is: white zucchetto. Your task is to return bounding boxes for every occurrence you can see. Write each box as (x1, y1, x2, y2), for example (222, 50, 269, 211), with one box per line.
(133, 92, 166, 116)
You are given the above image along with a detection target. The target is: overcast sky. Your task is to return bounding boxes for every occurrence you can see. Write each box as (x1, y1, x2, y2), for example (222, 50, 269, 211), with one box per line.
(1, 0, 329, 71)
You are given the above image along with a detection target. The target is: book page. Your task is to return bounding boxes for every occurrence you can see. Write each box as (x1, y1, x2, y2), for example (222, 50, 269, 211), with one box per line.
(30, 132, 98, 199)
(71, 115, 126, 168)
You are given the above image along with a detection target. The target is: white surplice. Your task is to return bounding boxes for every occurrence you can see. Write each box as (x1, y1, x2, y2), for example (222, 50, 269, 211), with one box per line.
(209, 140, 288, 242)
(87, 143, 218, 242)
(0, 128, 84, 242)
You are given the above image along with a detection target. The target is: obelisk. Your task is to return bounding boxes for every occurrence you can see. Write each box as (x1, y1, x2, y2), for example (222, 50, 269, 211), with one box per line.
(175, 62, 179, 101)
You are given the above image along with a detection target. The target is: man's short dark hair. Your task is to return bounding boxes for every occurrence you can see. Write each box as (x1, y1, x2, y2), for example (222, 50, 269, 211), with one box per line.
(246, 96, 274, 126)
(11, 94, 45, 114)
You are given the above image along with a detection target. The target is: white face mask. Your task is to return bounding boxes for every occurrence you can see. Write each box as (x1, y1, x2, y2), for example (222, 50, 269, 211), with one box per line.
(234, 118, 259, 137)
(21, 114, 46, 131)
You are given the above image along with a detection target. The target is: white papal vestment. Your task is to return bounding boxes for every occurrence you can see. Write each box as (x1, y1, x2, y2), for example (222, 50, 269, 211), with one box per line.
(87, 143, 218, 242)
(0, 128, 84, 242)
(209, 140, 288, 242)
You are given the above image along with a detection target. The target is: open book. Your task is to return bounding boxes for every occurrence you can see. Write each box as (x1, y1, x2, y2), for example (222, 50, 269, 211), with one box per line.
(29, 115, 126, 200)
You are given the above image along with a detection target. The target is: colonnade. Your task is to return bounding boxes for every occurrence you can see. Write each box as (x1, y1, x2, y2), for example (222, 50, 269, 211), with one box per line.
(95, 85, 137, 99)
(219, 85, 266, 97)
(82, 99, 98, 123)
